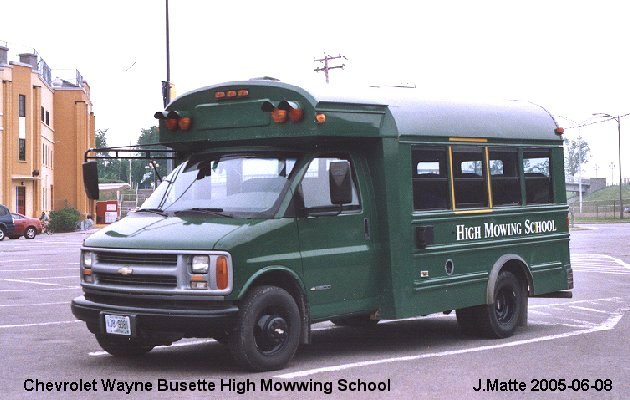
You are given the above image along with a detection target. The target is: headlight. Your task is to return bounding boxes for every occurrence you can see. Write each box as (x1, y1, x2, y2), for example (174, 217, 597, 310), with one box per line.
(83, 251, 93, 268)
(191, 255, 210, 273)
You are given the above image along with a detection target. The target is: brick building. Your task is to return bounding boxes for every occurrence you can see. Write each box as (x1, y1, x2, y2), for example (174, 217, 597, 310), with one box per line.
(0, 43, 95, 218)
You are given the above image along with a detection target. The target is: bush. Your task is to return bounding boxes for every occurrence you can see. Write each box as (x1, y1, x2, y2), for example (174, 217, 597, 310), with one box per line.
(49, 207, 81, 233)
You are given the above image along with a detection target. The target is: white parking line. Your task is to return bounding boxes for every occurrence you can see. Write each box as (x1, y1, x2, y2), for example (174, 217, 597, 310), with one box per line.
(0, 287, 80, 292)
(569, 306, 610, 314)
(0, 267, 77, 272)
(529, 297, 622, 308)
(0, 301, 68, 308)
(572, 254, 629, 270)
(25, 276, 77, 280)
(275, 310, 625, 379)
(89, 339, 216, 357)
(3, 278, 60, 286)
(0, 320, 81, 329)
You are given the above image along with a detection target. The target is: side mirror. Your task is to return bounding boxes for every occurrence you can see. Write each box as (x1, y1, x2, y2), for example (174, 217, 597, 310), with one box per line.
(82, 161, 100, 200)
(329, 161, 352, 205)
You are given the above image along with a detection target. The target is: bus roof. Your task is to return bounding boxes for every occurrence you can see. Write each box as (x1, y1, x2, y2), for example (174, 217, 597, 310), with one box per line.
(309, 84, 560, 141)
(161, 79, 562, 145)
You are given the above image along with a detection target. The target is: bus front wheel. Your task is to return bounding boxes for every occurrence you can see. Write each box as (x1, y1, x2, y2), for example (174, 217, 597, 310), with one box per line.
(457, 270, 523, 338)
(229, 285, 301, 371)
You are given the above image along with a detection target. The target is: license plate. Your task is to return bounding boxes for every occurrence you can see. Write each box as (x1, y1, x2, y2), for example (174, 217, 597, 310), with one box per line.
(104, 314, 132, 336)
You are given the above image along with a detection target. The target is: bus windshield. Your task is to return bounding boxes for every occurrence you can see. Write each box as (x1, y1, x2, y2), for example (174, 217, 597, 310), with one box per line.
(139, 154, 298, 218)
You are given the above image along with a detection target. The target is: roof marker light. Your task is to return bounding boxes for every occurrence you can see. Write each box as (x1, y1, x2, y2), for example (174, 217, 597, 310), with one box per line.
(279, 100, 304, 123)
(166, 111, 180, 131)
(271, 108, 288, 123)
(554, 127, 565, 136)
(178, 117, 192, 131)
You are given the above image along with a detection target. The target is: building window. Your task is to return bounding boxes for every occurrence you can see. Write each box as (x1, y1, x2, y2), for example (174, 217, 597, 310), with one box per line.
(19, 95, 26, 117)
(45, 111, 50, 126)
(18, 139, 26, 161)
(18, 94, 26, 161)
(41, 106, 45, 122)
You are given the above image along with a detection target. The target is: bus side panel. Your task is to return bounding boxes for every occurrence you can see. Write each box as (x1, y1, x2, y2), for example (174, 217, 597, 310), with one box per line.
(406, 207, 570, 318)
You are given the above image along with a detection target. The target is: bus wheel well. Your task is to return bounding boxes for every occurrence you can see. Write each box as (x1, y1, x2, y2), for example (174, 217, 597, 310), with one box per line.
(245, 270, 310, 344)
(501, 259, 533, 296)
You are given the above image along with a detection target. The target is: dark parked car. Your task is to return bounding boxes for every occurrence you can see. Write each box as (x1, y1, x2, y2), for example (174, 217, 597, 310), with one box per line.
(0, 204, 14, 241)
(10, 213, 43, 239)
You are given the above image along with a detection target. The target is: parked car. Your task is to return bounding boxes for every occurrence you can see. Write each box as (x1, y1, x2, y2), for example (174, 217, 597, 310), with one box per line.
(0, 204, 14, 241)
(9, 213, 42, 239)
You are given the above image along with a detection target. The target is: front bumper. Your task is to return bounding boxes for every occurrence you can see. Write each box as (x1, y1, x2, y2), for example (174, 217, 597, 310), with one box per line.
(71, 295, 238, 341)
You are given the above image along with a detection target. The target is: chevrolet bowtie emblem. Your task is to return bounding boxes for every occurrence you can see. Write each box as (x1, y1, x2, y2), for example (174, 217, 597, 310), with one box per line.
(117, 267, 134, 276)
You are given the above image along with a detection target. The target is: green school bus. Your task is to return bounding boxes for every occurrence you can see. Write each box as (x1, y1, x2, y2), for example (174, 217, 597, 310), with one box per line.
(71, 79, 572, 371)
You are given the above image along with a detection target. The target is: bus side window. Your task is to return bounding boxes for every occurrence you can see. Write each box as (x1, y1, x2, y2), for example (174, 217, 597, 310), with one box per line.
(452, 146, 488, 209)
(523, 149, 552, 204)
(412, 147, 449, 210)
(301, 156, 360, 211)
(489, 148, 521, 206)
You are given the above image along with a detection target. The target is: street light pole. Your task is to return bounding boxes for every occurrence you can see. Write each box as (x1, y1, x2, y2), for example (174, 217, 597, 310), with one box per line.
(593, 113, 623, 219)
(558, 115, 584, 213)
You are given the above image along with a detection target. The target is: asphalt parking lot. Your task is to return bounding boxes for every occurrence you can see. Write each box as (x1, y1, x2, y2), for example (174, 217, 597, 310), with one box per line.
(0, 224, 628, 399)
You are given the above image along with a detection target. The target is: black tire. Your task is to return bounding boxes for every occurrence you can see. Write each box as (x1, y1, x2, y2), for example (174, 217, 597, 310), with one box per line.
(95, 335, 155, 357)
(24, 227, 37, 239)
(458, 271, 523, 338)
(229, 286, 301, 371)
(0, 227, 6, 241)
(330, 315, 378, 327)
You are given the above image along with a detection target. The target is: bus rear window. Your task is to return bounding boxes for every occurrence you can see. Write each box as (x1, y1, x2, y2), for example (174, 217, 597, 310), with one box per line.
(523, 149, 552, 204)
(489, 148, 521, 206)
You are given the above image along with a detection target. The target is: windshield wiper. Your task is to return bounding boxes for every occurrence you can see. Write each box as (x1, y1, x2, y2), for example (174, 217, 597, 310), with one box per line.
(175, 208, 233, 218)
(135, 208, 168, 217)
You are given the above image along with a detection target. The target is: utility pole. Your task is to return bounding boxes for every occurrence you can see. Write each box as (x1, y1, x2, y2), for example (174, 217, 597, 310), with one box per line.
(593, 112, 624, 219)
(314, 53, 347, 84)
(162, 0, 172, 108)
(163, 0, 174, 175)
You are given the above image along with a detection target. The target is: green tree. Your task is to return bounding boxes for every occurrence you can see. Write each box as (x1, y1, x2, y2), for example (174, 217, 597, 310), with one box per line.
(95, 129, 126, 183)
(130, 127, 168, 187)
(564, 136, 591, 177)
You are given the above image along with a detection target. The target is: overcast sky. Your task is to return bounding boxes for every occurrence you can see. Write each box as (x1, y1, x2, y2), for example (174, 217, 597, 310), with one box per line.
(3, 0, 629, 182)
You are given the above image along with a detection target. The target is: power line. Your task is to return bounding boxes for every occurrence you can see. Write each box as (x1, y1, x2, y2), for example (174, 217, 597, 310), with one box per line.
(563, 112, 630, 130)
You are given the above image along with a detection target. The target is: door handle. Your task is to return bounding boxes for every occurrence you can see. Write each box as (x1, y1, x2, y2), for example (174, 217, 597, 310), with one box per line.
(364, 218, 370, 240)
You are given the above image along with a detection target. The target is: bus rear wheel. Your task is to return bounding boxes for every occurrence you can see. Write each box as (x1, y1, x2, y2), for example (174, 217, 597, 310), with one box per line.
(229, 285, 301, 371)
(457, 271, 523, 338)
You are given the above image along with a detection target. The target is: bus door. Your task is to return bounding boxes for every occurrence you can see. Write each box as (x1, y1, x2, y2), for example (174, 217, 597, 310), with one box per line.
(296, 155, 380, 319)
